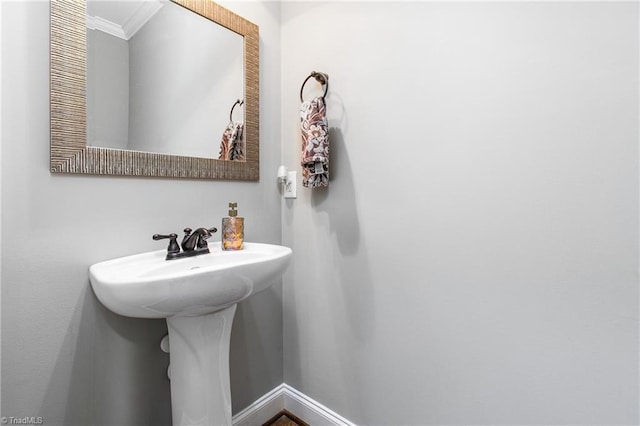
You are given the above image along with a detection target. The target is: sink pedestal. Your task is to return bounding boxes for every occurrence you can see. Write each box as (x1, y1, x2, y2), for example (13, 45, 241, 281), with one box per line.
(166, 305, 237, 426)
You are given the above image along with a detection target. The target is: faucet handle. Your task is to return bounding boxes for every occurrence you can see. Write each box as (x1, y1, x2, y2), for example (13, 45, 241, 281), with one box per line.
(153, 233, 180, 254)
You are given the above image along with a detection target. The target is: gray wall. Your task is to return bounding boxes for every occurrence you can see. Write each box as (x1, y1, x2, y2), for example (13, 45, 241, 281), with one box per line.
(87, 30, 129, 149)
(1, 1, 281, 424)
(280, 2, 639, 425)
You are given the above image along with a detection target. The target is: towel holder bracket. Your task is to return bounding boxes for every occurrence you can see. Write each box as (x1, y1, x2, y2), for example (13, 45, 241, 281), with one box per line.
(300, 71, 329, 102)
(229, 99, 244, 123)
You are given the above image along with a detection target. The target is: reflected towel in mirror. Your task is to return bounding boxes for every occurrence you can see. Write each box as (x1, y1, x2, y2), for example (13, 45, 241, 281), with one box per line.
(218, 122, 245, 161)
(300, 96, 329, 188)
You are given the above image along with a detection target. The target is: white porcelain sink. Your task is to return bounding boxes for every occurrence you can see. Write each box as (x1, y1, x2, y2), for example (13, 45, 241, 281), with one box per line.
(89, 242, 292, 426)
(90, 242, 292, 318)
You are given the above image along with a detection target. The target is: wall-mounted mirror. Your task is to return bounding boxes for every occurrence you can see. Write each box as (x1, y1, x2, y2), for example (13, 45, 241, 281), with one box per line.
(50, 0, 259, 180)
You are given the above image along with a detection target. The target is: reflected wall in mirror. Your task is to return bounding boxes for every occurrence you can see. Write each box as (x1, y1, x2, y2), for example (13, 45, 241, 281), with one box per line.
(51, 0, 259, 179)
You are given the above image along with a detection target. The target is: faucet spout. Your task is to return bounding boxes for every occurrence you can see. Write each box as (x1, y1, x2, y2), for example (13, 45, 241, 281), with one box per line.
(182, 227, 214, 252)
(155, 227, 218, 260)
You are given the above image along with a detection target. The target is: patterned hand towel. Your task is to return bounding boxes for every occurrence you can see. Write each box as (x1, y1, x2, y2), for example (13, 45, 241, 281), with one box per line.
(300, 96, 329, 188)
(218, 122, 245, 161)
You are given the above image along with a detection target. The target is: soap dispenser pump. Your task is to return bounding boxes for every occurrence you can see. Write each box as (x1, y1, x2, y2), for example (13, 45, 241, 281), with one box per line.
(222, 202, 244, 250)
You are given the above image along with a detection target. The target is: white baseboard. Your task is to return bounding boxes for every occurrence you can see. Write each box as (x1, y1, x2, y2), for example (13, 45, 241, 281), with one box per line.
(232, 384, 285, 426)
(281, 384, 356, 426)
(232, 383, 355, 426)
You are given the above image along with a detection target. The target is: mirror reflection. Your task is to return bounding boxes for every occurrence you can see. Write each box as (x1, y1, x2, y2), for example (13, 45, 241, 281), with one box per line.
(86, 0, 244, 160)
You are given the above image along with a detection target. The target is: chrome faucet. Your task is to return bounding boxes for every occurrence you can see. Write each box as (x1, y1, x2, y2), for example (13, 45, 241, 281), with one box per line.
(154, 226, 218, 260)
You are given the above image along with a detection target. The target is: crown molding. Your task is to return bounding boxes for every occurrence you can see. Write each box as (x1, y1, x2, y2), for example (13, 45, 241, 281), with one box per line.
(86, 1, 163, 40)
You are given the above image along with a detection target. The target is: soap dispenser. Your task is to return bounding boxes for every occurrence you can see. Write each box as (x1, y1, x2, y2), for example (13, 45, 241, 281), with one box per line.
(222, 202, 244, 250)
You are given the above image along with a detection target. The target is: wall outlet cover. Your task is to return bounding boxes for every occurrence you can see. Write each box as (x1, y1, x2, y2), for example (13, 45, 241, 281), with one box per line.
(284, 171, 297, 199)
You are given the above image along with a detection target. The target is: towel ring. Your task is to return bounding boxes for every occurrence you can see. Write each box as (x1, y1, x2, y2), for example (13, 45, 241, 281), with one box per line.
(229, 99, 244, 122)
(300, 71, 329, 102)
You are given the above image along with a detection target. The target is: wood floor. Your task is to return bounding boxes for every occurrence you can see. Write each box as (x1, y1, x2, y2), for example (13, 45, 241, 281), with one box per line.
(269, 415, 300, 426)
(262, 410, 309, 426)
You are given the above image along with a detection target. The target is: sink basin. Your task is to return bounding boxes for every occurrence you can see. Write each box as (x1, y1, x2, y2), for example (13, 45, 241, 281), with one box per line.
(89, 242, 292, 318)
(89, 242, 292, 426)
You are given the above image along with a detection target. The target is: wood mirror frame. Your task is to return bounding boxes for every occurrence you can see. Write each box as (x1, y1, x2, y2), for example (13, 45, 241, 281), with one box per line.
(50, 0, 259, 180)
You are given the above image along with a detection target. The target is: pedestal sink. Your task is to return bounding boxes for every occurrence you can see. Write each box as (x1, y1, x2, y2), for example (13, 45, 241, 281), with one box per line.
(89, 242, 292, 426)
